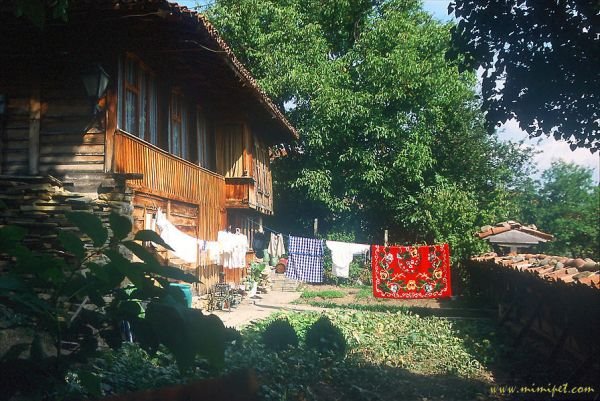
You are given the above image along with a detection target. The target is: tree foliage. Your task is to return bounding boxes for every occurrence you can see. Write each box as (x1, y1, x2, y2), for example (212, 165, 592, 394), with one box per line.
(8, 0, 69, 28)
(208, 0, 532, 259)
(450, 0, 600, 152)
(515, 161, 599, 259)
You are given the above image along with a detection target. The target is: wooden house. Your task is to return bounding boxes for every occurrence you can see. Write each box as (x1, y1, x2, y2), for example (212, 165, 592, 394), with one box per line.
(0, 1, 297, 291)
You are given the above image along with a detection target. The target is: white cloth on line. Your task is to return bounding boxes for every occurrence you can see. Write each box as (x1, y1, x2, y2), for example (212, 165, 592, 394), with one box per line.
(326, 240, 370, 278)
(268, 233, 286, 259)
(217, 230, 248, 268)
(205, 241, 220, 265)
(155, 209, 199, 264)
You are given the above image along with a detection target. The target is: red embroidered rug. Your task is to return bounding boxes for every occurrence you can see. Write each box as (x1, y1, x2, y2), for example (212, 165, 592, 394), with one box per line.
(371, 244, 452, 299)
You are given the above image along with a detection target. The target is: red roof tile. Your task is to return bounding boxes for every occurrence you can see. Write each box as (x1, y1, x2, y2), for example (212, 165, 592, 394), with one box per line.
(472, 253, 599, 289)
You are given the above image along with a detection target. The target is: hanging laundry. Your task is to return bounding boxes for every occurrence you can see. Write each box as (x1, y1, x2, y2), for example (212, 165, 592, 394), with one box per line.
(325, 241, 370, 278)
(371, 243, 452, 299)
(218, 229, 248, 269)
(252, 230, 268, 252)
(155, 209, 199, 264)
(205, 241, 220, 265)
(268, 233, 286, 260)
(286, 236, 324, 283)
(232, 229, 249, 268)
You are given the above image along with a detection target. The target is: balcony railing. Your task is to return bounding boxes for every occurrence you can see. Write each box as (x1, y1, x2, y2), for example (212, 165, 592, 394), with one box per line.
(114, 131, 225, 238)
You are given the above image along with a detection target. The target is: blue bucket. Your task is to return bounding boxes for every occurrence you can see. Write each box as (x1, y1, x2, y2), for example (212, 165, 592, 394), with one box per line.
(169, 283, 193, 308)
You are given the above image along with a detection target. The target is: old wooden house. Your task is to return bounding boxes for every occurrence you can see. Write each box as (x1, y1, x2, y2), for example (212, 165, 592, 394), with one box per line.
(0, 1, 297, 291)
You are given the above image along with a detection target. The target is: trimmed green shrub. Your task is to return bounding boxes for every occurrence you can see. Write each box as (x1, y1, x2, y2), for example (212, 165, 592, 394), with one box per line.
(305, 315, 346, 357)
(261, 319, 298, 352)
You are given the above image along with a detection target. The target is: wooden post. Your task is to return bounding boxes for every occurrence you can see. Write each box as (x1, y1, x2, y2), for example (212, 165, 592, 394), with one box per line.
(313, 218, 318, 237)
(28, 83, 41, 175)
(384, 230, 388, 247)
(242, 123, 252, 176)
(104, 88, 117, 172)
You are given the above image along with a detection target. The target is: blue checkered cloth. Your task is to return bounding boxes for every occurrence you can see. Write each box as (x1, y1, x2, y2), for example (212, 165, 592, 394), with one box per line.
(285, 236, 324, 283)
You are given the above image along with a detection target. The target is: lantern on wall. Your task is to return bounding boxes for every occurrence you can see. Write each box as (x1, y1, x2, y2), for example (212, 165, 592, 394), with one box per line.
(80, 64, 110, 112)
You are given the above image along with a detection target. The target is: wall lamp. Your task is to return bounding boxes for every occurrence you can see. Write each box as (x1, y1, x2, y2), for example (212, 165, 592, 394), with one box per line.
(81, 64, 110, 113)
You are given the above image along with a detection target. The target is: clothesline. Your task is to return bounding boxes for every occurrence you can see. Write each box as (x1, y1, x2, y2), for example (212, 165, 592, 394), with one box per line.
(246, 217, 290, 240)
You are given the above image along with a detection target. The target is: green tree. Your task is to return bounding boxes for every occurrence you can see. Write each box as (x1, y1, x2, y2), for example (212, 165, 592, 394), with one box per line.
(450, 0, 599, 152)
(8, 0, 69, 28)
(535, 161, 599, 259)
(208, 0, 531, 259)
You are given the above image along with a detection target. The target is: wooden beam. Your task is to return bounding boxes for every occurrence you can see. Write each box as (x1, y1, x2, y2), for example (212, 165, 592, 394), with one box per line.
(105, 88, 117, 172)
(28, 82, 41, 175)
(242, 123, 252, 177)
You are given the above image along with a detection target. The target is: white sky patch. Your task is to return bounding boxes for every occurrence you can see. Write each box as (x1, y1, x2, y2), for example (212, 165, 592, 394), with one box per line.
(422, 0, 454, 21)
(499, 119, 600, 183)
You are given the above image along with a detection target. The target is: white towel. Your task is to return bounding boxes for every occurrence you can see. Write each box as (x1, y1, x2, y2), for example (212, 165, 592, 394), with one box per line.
(268, 233, 286, 259)
(326, 241, 370, 278)
(155, 209, 199, 264)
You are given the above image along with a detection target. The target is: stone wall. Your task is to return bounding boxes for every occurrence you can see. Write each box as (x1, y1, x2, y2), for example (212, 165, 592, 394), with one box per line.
(0, 174, 133, 258)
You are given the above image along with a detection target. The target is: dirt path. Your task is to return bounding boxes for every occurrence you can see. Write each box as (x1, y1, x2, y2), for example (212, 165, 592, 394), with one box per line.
(207, 290, 323, 329)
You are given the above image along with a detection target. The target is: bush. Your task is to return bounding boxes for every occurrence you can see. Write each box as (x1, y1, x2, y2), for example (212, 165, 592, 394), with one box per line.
(261, 319, 299, 352)
(305, 315, 346, 357)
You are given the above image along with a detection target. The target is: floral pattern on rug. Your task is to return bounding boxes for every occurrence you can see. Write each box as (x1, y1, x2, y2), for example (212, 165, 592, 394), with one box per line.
(371, 243, 452, 299)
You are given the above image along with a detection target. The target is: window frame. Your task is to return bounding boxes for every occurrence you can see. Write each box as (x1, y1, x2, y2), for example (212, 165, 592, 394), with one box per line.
(119, 53, 159, 146)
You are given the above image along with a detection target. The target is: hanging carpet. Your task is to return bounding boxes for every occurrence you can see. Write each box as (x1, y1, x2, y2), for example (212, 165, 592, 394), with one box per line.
(371, 243, 452, 299)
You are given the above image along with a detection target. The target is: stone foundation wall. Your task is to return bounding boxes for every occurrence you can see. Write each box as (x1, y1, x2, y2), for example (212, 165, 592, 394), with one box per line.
(0, 174, 133, 258)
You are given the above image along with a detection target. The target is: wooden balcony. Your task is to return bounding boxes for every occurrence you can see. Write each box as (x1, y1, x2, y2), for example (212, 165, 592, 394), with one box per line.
(113, 131, 225, 237)
(225, 176, 273, 215)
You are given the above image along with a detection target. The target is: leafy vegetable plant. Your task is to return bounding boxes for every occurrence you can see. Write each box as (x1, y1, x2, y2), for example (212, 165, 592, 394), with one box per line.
(0, 210, 227, 399)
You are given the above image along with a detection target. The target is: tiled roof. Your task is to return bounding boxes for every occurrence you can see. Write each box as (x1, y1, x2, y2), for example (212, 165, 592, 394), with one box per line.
(472, 252, 600, 289)
(477, 221, 554, 241)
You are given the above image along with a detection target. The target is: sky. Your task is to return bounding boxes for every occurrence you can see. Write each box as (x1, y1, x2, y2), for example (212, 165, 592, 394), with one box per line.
(421, 0, 599, 183)
(178, 0, 599, 183)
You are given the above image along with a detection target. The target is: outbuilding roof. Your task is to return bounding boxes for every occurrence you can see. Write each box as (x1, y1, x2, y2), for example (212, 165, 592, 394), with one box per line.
(477, 221, 554, 243)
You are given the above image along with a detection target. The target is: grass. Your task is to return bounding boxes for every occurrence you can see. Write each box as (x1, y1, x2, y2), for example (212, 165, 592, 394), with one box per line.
(306, 300, 411, 313)
(353, 285, 374, 300)
(226, 309, 496, 401)
(299, 289, 346, 299)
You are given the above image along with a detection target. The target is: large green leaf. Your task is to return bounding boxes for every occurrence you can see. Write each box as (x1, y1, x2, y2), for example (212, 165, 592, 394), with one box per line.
(123, 241, 198, 283)
(103, 249, 147, 291)
(153, 265, 199, 283)
(58, 230, 85, 260)
(0, 276, 26, 291)
(77, 371, 102, 398)
(145, 301, 190, 369)
(0, 225, 27, 245)
(109, 212, 132, 242)
(187, 311, 226, 370)
(116, 300, 144, 319)
(122, 241, 161, 270)
(66, 211, 108, 247)
(134, 230, 174, 251)
(88, 262, 125, 289)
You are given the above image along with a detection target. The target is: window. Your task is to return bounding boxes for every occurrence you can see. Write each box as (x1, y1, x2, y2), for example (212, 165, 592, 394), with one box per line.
(119, 54, 158, 145)
(215, 123, 244, 177)
(254, 138, 271, 196)
(196, 108, 210, 169)
(169, 90, 188, 159)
